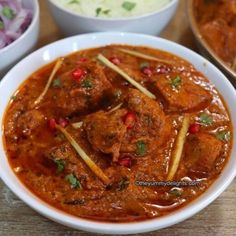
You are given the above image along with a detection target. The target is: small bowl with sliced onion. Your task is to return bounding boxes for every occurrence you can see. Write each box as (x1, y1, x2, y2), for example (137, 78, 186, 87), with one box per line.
(47, 0, 178, 36)
(0, 0, 39, 78)
(0, 32, 236, 234)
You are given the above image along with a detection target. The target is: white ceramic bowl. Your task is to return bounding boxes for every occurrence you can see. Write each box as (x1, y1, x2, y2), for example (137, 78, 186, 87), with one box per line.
(47, 0, 178, 36)
(0, 32, 236, 234)
(0, 0, 39, 78)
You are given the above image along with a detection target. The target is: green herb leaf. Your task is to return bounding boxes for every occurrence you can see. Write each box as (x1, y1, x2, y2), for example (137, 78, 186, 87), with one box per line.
(52, 79, 61, 88)
(10, 95, 17, 101)
(69, 0, 80, 4)
(65, 174, 82, 189)
(96, 7, 111, 16)
(122, 1, 136, 11)
(2, 6, 15, 20)
(82, 78, 93, 89)
(170, 75, 182, 89)
(103, 9, 111, 15)
(216, 130, 231, 142)
(136, 140, 147, 156)
(0, 21, 4, 30)
(117, 176, 129, 191)
(169, 188, 182, 197)
(96, 7, 102, 16)
(140, 62, 149, 69)
(54, 159, 65, 173)
(199, 112, 213, 125)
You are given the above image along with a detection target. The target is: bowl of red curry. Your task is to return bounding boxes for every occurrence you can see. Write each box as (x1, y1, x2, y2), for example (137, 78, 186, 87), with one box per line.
(0, 32, 235, 234)
(188, 0, 236, 85)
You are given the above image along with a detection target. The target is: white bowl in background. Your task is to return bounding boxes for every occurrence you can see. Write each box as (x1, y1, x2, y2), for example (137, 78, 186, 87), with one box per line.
(0, 0, 39, 78)
(0, 32, 235, 234)
(47, 0, 178, 36)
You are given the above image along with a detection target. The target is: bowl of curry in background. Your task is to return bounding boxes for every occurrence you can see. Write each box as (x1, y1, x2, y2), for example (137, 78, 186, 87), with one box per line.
(188, 0, 236, 85)
(0, 32, 236, 234)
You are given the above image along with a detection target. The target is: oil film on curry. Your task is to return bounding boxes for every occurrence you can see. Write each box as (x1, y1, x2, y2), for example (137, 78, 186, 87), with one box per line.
(3, 45, 232, 221)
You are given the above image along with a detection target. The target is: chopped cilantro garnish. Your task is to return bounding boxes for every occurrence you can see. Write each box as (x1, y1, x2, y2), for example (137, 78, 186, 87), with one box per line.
(117, 176, 129, 191)
(103, 9, 111, 15)
(169, 188, 182, 197)
(54, 159, 65, 173)
(0, 21, 4, 30)
(136, 140, 147, 156)
(122, 1, 136, 11)
(52, 79, 61, 88)
(216, 130, 231, 142)
(170, 75, 182, 89)
(199, 112, 213, 126)
(69, 0, 80, 4)
(140, 62, 149, 69)
(2, 6, 15, 20)
(96, 7, 111, 16)
(96, 7, 102, 16)
(82, 78, 93, 89)
(10, 95, 17, 101)
(65, 174, 82, 189)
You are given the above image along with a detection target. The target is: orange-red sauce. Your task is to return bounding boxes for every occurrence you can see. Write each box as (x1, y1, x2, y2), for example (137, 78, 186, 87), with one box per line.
(3, 45, 233, 222)
(194, 0, 236, 70)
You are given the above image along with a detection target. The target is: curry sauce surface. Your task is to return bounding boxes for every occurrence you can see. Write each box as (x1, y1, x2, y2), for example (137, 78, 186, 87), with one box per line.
(3, 45, 232, 222)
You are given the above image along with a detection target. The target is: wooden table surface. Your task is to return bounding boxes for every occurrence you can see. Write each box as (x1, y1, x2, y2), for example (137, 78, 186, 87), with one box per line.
(0, 0, 235, 235)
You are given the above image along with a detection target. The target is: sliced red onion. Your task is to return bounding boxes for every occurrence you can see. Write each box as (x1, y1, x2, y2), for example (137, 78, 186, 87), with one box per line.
(0, 0, 32, 49)
(0, 30, 11, 48)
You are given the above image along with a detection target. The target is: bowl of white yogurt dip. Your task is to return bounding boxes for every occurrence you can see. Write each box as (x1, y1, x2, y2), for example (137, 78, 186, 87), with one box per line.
(47, 0, 178, 36)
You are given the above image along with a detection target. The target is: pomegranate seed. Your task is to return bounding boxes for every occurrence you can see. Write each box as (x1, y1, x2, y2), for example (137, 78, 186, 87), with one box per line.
(109, 57, 121, 65)
(141, 67, 152, 77)
(189, 123, 201, 134)
(118, 157, 132, 168)
(59, 118, 69, 128)
(49, 118, 57, 131)
(72, 68, 87, 81)
(124, 111, 136, 129)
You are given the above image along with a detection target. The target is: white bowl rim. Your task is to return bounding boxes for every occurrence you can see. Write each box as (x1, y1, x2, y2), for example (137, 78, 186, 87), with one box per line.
(0, 32, 236, 234)
(48, 0, 178, 22)
(0, 0, 39, 54)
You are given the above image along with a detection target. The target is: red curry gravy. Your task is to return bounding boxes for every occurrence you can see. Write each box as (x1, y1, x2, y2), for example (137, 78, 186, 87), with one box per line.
(3, 45, 232, 222)
(194, 0, 236, 71)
